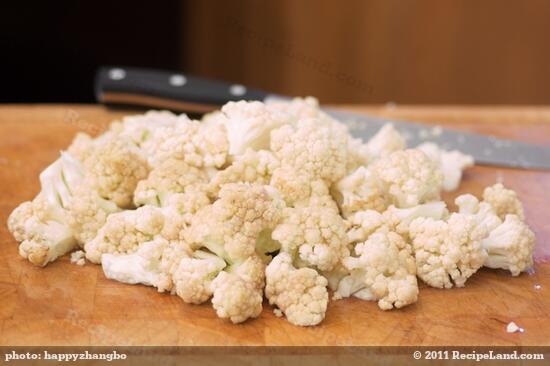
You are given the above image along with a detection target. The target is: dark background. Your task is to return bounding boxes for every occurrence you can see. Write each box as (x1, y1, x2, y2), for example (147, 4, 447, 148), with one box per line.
(2, 0, 550, 104)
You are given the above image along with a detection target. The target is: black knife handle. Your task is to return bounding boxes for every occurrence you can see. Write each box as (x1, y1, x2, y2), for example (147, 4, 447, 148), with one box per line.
(95, 66, 269, 113)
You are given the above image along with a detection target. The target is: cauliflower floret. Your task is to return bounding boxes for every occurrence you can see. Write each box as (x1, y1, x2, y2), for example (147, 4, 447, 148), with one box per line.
(111, 110, 189, 158)
(370, 149, 443, 208)
(417, 142, 474, 192)
(185, 183, 285, 264)
(68, 183, 122, 245)
(336, 229, 418, 310)
(85, 205, 165, 263)
(67, 132, 95, 162)
(7, 153, 84, 266)
(270, 117, 349, 184)
(172, 250, 227, 304)
(11, 199, 76, 267)
(265, 96, 323, 121)
(39, 152, 85, 209)
(482, 183, 525, 220)
(83, 137, 149, 208)
(208, 149, 279, 196)
(345, 201, 448, 245)
(152, 118, 229, 169)
(272, 206, 349, 271)
(409, 213, 487, 288)
(102, 237, 167, 287)
(382, 201, 449, 237)
(482, 214, 534, 276)
(159, 190, 211, 241)
(265, 252, 328, 326)
(455, 194, 502, 233)
(364, 124, 406, 161)
(455, 193, 534, 276)
(346, 210, 385, 244)
(345, 136, 371, 173)
(102, 239, 191, 293)
(221, 100, 292, 155)
(210, 255, 266, 323)
(270, 167, 338, 211)
(332, 166, 388, 217)
(133, 158, 209, 207)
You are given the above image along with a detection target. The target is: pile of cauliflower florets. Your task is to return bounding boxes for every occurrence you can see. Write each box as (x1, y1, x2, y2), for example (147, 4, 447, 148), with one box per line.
(7, 97, 535, 326)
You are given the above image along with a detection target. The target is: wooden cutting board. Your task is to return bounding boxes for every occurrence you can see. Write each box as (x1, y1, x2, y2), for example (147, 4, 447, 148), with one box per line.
(0, 105, 548, 347)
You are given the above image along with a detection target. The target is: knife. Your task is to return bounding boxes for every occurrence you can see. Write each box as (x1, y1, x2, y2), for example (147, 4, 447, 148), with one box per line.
(95, 66, 550, 170)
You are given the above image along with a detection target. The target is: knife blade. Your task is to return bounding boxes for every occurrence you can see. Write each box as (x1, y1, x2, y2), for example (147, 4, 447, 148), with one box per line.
(95, 66, 550, 170)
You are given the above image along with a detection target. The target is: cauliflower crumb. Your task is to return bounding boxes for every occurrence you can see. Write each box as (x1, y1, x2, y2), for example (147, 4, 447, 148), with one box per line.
(70, 250, 86, 266)
(506, 321, 524, 333)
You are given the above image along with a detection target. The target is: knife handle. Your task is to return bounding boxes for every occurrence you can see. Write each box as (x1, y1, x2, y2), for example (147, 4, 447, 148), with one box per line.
(95, 66, 269, 113)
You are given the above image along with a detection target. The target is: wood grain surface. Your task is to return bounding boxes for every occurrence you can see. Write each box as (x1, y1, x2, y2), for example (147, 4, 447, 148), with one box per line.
(0, 104, 548, 347)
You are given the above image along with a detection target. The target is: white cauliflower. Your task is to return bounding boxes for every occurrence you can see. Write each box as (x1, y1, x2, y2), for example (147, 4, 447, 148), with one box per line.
(455, 193, 534, 276)
(346, 201, 447, 245)
(482, 214, 535, 276)
(110, 110, 189, 159)
(208, 149, 279, 196)
(335, 229, 418, 310)
(7, 153, 84, 266)
(455, 194, 502, 233)
(265, 96, 323, 121)
(382, 201, 449, 237)
(265, 252, 328, 326)
(272, 206, 349, 271)
(346, 136, 371, 173)
(159, 190, 211, 241)
(270, 167, 338, 211)
(483, 183, 525, 220)
(417, 142, 474, 191)
(346, 210, 385, 244)
(409, 213, 488, 288)
(68, 182, 122, 245)
(67, 132, 95, 163)
(221, 100, 291, 155)
(270, 117, 349, 184)
(185, 183, 285, 264)
(70, 250, 86, 266)
(6, 101, 539, 328)
(133, 158, 209, 207)
(102, 237, 168, 288)
(13, 198, 76, 267)
(85, 205, 165, 263)
(171, 250, 227, 304)
(210, 255, 266, 323)
(82, 137, 149, 208)
(364, 124, 406, 161)
(332, 166, 388, 217)
(152, 118, 228, 169)
(370, 149, 443, 208)
(102, 238, 191, 293)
